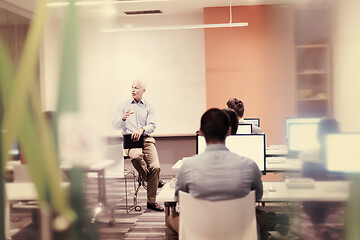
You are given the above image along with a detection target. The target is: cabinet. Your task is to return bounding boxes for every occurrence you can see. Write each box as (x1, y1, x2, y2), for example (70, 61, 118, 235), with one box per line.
(294, 7, 332, 117)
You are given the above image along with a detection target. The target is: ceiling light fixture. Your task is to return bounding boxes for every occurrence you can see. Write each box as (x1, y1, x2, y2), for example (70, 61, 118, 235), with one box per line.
(101, 22, 248, 32)
(47, 0, 175, 7)
(101, 0, 248, 32)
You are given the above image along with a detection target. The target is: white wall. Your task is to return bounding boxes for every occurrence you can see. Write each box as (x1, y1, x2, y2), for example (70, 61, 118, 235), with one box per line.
(41, 14, 61, 112)
(333, 0, 360, 132)
(41, 12, 206, 135)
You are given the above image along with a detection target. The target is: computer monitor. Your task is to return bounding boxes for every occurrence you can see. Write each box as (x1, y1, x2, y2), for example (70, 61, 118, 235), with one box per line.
(287, 122, 319, 152)
(196, 134, 266, 173)
(237, 124, 252, 134)
(285, 118, 321, 139)
(9, 140, 20, 160)
(325, 133, 360, 173)
(244, 118, 260, 127)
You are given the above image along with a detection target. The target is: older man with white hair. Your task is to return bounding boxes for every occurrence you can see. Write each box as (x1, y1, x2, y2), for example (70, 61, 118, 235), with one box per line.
(113, 80, 164, 211)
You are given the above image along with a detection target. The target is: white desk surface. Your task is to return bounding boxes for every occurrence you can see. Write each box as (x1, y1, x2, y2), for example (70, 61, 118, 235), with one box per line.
(5, 160, 21, 171)
(5, 182, 70, 202)
(266, 157, 302, 172)
(60, 159, 115, 171)
(266, 145, 288, 156)
(6, 159, 115, 172)
(172, 157, 302, 172)
(5, 183, 38, 201)
(171, 159, 184, 171)
(157, 181, 350, 203)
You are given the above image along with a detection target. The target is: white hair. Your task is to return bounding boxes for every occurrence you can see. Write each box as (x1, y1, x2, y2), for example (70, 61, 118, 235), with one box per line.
(132, 79, 147, 90)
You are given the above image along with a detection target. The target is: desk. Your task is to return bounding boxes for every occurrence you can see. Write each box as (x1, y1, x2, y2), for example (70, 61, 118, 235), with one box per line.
(5, 160, 21, 172)
(266, 145, 288, 157)
(6, 160, 114, 223)
(7, 160, 114, 207)
(172, 157, 302, 173)
(266, 157, 302, 172)
(60, 159, 115, 207)
(6, 182, 70, 202)
(6, 183, 39, 201)
(158, 180, 350, 239)
(157, 181, 350, 203)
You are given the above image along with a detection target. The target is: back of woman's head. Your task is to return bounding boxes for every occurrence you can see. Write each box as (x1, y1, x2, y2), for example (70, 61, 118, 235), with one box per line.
(318, 118, 339, 144)
(226, 98, 244, 118)
(222, 108, 238, 135)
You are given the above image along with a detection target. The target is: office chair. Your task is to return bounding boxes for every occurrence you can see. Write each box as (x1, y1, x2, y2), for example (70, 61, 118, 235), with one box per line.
(179, 191, 257, 240)
(13, 164, 32, 182)
(122, 151, 145, 210)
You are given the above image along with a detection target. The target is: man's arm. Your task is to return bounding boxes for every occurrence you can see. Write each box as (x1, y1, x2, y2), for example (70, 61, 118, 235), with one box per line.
(112, 104, 126, 130)
(142, 104, 156, 136)
(174, 164, 190, 202)
(251, 163, 264, 201)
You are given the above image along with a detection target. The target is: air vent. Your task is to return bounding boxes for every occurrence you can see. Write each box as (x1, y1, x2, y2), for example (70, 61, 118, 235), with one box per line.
(124, 10, 162, 15)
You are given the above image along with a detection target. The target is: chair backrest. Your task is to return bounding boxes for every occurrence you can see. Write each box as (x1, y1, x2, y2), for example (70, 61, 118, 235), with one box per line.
(179, 191, 257, 240)
(103, 144, 124, 178)
(13, 164, 32, 182)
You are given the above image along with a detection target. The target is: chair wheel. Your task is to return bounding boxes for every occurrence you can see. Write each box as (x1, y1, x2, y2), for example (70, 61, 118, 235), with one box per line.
(135, 205, 142, 211)
(108, 219, 116, 226)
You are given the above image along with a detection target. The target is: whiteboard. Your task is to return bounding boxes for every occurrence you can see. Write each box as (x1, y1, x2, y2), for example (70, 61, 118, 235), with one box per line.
(42, 16, 207, 136)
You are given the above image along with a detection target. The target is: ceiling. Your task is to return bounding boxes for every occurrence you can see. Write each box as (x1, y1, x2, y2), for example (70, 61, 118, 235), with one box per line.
(0, 0, 324, 19)
(0, 7, 29, 25)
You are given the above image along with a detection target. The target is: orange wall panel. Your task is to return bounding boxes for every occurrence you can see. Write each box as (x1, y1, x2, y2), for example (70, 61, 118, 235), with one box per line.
(204, 5, 296, 145)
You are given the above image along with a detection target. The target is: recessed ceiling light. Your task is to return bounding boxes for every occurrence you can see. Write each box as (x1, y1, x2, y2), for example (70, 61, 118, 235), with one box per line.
(47, 2, 70, 7)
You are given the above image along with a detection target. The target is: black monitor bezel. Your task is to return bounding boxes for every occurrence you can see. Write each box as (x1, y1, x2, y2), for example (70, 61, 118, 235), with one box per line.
(244, 118, 260, 127)
(237, 123, 253, 134)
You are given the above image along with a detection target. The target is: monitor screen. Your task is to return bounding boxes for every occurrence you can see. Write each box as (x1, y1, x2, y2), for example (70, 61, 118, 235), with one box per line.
(285, 118, 321, 139)
(196, 134, 266, 172)
(237, 124, 252, 134)
(287, 122, 319, 152)
(9, 140, 20, 159)
(325, 133, 360, 173)
(244, 118, 260, 127)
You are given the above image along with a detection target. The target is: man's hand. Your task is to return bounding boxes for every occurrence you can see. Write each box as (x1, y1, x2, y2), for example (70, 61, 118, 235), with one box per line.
(122, 108, 134, 121)
(131, 128, 144, 141)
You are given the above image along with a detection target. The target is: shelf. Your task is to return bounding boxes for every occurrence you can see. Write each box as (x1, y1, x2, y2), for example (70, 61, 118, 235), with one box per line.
(296, 71, 328, 75)
(294, 6, 332, 117)
(295, 44, 329, 49)
(298, 98, 328, 101)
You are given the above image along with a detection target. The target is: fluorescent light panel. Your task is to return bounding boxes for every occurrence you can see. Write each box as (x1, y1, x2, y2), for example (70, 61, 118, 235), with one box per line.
(47, 0, 174, 7)
(47, 1, 117, 7)
(101, 22, 248, 32)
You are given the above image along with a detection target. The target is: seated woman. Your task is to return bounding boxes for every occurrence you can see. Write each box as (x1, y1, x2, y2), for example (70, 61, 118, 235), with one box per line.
(226, 98, 263, 134)
(299, 118, 341, 180)
(299, 118, 344, 237)
(222, 108, 238, 135)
